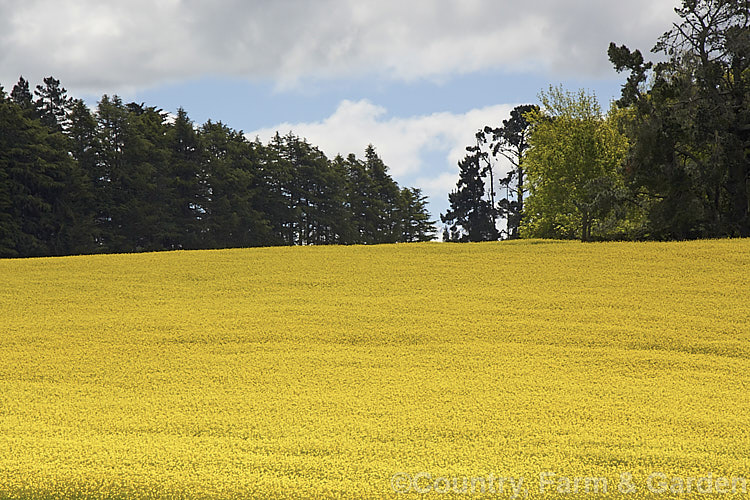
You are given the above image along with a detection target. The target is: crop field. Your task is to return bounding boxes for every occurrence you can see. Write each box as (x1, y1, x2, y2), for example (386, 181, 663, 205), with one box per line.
(1, 239, 749, 499)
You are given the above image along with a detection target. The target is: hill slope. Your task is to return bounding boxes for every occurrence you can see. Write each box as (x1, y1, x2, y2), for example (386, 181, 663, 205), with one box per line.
(1, 240, 749, 498)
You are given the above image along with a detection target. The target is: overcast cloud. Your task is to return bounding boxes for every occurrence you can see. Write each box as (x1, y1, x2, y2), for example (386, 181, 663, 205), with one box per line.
(1, 0, 677, 94)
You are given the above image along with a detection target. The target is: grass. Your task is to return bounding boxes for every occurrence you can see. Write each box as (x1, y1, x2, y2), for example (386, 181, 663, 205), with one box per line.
(1, 239, 749, 498)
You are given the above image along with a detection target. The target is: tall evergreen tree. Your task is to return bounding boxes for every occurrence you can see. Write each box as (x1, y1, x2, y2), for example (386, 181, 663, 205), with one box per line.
(0, 89, 20, 256)
(122, 102, 172, 251)
(482, 104, 537, 239)
(398, 187, 436, 242)
(609, 0, 750, 238)
(0, 93, 92, 256)
(93, 96, 169, 252)
(10, 77, 34, 113)
(364, 145, 401, 243)
(296, 140, 348, 245)
(282, 134, 329, 245)
(441, 147, 498, 242)
(34, 76, 73, 132)
(93, 95, 128, 250)
(165, 108, 206, 248)
(201, 120, 272, 248)
(325, 155, 357, 244)
(263, 132, 299, 245)
(343, 152, 374, 244)
(68, 100, 98, 170)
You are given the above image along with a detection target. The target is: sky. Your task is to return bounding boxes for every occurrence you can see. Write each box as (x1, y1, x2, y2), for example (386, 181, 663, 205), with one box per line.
(0, 0, 680, 223)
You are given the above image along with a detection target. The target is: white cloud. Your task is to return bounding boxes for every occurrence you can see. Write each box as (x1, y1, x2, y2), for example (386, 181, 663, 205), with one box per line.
(0, 0, 680, 94)
(415, 171, 462, 209)
(248, 100, 517, 218)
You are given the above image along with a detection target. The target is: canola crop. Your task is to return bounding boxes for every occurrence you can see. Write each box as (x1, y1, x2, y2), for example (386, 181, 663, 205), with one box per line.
(0, 239, 749, 499)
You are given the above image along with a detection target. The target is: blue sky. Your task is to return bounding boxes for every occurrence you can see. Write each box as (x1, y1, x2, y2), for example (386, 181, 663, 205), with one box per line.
(0, 0, 680, 222)
(130, 71, 626, 131)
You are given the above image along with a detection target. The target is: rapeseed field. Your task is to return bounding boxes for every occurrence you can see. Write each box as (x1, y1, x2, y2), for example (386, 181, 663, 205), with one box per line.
(1, 239, 749, 499)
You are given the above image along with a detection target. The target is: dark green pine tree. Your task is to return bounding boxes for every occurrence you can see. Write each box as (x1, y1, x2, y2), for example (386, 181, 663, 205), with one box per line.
(262, 132, 298, 245)
(0, 88, 93, 256)
(317, 154, 353, 244)
(201, 120, 272, 248)
(10, 77, 34, 114)
(66, 99, 99, 251)
(441, 148, 498, 242)
(165, 108, 207, 249)
(122, 102, 172, 251)
(94, 96, 168, 252)
(398, 187, 436, 242)
(281, 133, 323, 245)
(484, 104, 537, 239)
(34, 76, 73, 132)
(45, 127, 97, 255)
(364, 144, 400, 243)
(294, 138, 328, 245)
(93, 95, 129, 251)
(68, 100, 98, 170)
(0, 86, 19, 256)
(343, 152, 373, 244)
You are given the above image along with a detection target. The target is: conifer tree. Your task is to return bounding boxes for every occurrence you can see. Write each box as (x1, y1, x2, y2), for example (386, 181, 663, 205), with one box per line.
(364, 145, 401, 243)
(441, 148, 498, 242)
(398, 187, 436, 242)
(201, 120, 272, 248)
(10, 77, 34, 112)
(34, 76, 73, 132)
(482, 104, 537, 239)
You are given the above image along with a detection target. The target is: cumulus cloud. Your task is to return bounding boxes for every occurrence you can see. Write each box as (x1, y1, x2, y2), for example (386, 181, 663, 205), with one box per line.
(248, 100, 517, 218)
(0, 0, 679, 94)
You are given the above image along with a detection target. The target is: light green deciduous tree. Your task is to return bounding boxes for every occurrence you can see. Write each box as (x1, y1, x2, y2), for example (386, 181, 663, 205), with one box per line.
(521, 86, 629, 241)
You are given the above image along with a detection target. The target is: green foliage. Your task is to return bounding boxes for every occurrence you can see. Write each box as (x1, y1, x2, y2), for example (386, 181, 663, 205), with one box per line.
(446, 0, 747, 244)
(398, 187, 436, 242)
(201, 120, 272, 248)
(482, 104, 537, 239)
(165, 108, 206, 249)
(0, 94, 93, 257)
(441, 147, 498, 242)
(34, 76, 73, 132)
(10, 77, 33, 112)
(610, 0, 750, 238)
(0, 77, 434, 257)
(521, 86, 630, 241)
(363, 144, 402, 243)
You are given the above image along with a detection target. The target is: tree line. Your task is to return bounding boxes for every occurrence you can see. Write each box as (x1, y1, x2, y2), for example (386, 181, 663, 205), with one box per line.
(443, 0, 749, 241)
(0, 80, 435, 258)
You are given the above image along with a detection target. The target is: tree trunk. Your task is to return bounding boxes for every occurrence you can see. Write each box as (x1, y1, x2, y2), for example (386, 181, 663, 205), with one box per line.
(581, 209, 590, 242)
(740, 169, 750, 237)
(516, 162, 524, 239)
(726, 160, 750, 237)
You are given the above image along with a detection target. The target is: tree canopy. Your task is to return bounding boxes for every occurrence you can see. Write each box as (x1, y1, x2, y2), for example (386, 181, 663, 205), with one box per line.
(521, 87, 630, 241)
(446, 0, 748, 243)
(441, 145, 498, 242)
(0, 78, 435, 258)
(608, 0, 749, 239)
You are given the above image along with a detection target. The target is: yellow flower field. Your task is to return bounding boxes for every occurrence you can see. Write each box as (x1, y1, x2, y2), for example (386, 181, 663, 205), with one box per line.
(1, 239, 749, 499)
